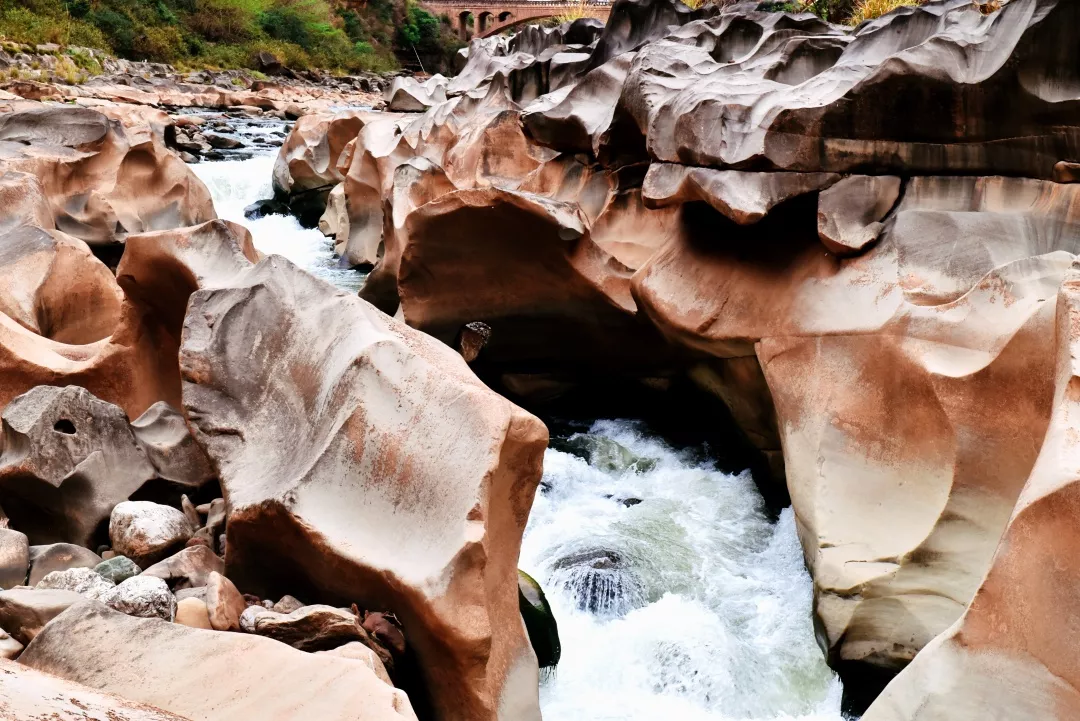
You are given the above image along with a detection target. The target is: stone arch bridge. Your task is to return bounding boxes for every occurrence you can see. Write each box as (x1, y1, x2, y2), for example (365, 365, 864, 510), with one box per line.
(419, 0, 611, 40)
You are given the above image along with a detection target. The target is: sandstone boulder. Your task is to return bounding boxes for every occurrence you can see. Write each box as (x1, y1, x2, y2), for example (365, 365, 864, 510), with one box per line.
(130, 402, 215, 488)
(397, 186, 675, 375)
(179, 257, 547, 721)
(0, 658, 188, 721)
(861, 263, 1080, 721)
(109, 501, 194, 567)
(0, 171, 123, 344)
(19, 601, 417, 720)
(0, 587, 81, 643)
(204, 571, 244, 631)
(0, 628, 21, 659)
(175, 596, 212, 630)
(27, 543, 102, 586)
(245, 604, 372, 652)
(0, 386, 156, 546)
(0, 529, 27, 589)
(614, 0, 1080, 177)
(633, 174, 1080, 681)
(385, 74, 448, 112)
(272, 109, 376, 200)
(0, 105, 216, 248)
(139, 545, 224, 590)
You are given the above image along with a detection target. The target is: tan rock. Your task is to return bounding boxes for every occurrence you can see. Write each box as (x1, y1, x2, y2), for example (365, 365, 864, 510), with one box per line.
(204, 571, 244, 632)
(0, 587, 81, 643)
(139, 545, 223, 590)
(863, 262, 1080, 720)
(398, 186, 673, 374)
(174, 596, 212, 630)
(0, 529, 27, 590)
(130, 402, 215, 488)
(0, 172, 122, 345)
(633, 174, 1080, 676)
(20, 602, 415, 720)
(0, 106, 215, 248)
(27, 543, 102, 586)
(642, 164, 840, 226)
(0, 627, 22, 659)
(317, 641, 393, 685)
(816, 176, 901, 256)
(0, 657, 188, 720)
(179, 256, 547, 721)
(246, 604, 371, 652)
(272, 109, 377, 197)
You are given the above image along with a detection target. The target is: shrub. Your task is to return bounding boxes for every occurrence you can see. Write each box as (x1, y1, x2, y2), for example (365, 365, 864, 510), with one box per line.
(131, 24, 186, 61)
(188, 0, 257, 42)
(88, 8, 137, 55)
(848, 0, 920, 24)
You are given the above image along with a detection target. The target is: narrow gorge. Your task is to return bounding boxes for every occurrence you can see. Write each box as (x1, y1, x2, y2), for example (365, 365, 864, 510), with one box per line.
(0, 0, 1077, 720)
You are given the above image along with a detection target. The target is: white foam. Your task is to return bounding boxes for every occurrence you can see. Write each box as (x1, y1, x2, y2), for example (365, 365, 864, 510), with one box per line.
(521, 420, 845, 721)
(192, 153, 367, 293)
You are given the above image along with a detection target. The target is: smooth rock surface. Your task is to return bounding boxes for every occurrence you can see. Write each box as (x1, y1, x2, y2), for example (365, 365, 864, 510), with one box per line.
(139, 544, 223, 590)
(19, 601, 417, 720)
(0, 587, 81, 643)
(27, 544, 102, 586)
(0, 386, 156, 546)
(0, 529, 27, 590)
(204, 571, 244, 632)
(0, 658, 188, 720)
(179, 256, 547, 721)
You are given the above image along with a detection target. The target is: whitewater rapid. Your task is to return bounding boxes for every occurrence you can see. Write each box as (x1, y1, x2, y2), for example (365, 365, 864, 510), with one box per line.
(193, 128, 845, 721)
(192, 153, 367, 293)
(522, 420, 845, 721)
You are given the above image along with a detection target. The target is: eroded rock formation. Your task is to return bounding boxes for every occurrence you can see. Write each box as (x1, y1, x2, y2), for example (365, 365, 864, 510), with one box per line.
(319, 0, 1080, 704)
(179, 254, 548, 721)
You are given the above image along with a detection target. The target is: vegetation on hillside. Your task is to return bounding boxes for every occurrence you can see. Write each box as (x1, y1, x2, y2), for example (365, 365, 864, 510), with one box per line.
(757, 0, 925, 24)
(0, 0, 462, 73)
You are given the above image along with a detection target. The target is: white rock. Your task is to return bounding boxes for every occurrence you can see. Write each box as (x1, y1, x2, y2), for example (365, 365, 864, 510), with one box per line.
(109, 501, 194, 567)
(36, 567, 115, 600)
(101, 576, 176, 621)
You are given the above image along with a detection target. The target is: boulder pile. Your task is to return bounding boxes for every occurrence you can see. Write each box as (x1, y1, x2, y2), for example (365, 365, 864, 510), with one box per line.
(263, 0, 1080, 714)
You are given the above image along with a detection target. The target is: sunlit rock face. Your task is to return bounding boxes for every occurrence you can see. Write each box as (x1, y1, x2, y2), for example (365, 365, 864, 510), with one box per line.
(861, 264, 1080, 721)
(0, 105, 215, 249)
(330, 0, 1080, 700)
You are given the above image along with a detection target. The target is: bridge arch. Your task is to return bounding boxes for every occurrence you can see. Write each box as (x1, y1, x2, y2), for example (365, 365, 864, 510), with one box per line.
(457, 10, 474, 40)
(428, 2, 611, 41)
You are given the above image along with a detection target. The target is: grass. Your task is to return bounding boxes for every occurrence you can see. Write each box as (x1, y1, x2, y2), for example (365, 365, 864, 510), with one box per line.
(0, 0, 457, 75)
(847, 0, 921, 24)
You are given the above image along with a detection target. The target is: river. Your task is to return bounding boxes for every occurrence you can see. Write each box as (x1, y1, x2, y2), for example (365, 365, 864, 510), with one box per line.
(192, 129, 847, 721)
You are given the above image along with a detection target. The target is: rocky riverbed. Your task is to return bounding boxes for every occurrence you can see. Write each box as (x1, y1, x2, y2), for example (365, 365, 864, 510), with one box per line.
(0, 0, 1079, 719)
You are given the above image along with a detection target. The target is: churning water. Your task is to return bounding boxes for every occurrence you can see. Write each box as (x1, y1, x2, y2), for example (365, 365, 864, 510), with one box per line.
(192, 147, 367, 293)
(521, 420, 845, 721)
(192, 119, 843, 721)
